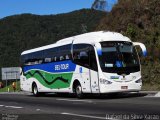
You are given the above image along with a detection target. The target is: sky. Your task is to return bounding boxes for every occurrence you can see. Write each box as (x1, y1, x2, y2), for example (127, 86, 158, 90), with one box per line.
(0, 0, 118, 19)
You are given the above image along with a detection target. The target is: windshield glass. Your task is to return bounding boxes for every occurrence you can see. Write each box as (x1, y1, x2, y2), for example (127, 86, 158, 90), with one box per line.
(98, 41, 140, 74)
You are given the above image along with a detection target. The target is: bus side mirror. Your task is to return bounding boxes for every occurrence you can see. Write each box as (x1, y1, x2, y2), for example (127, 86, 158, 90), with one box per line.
(133, 42, 147, 57)
(95, 43, 102, 56)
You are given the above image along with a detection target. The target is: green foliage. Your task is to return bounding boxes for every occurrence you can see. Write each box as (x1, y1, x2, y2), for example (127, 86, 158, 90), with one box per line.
(0, 9, 106, 78)
(125, 24, 137, 39)
(0, 81, 20, 92)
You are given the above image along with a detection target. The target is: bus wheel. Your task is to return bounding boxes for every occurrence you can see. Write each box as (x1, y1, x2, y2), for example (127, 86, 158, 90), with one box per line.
(75, 83, 83, 99)
(32, 83, 39, 97)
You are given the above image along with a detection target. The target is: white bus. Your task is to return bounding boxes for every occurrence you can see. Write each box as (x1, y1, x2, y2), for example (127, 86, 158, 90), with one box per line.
(20, 31, 147, 98)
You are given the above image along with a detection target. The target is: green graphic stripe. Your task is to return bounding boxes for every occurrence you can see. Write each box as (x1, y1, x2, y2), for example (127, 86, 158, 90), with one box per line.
(25, 70, 73, 89)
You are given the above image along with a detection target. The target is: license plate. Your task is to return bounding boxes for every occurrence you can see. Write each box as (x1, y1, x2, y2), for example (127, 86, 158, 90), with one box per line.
(121, 86, 128, 89)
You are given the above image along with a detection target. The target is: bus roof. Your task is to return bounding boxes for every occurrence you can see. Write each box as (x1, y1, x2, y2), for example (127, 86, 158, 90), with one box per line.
(21, 31, 131, 55)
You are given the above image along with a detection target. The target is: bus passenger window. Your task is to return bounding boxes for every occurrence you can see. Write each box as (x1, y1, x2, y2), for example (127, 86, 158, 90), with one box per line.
(60, 56, 64, 61)
(73, 44, 90, 67)
(39, 60, 43, 64)
(66, 55, 69, 60)
(54, 57, 57, 61)
(45, 58, 51, 63)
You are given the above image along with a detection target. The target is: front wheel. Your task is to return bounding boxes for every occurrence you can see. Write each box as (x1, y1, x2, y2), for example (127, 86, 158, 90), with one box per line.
(75, 84, 83, 98)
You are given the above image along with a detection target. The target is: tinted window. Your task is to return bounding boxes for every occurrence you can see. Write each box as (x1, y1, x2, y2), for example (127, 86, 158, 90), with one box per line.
(73, 44, 98, 71)
(73, 44, 90, 67)
(21, 44, 71, 66)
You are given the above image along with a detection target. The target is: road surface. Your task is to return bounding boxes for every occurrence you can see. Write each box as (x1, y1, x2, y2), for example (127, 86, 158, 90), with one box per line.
(0, 93, 160, 120)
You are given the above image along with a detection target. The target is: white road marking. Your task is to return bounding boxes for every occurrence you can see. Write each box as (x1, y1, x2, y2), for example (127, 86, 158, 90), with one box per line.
(0, 105, 4, 107)
(36, 109, 40, 111)
(57, 98, 92, 103)
(61, 112, 106, 119)
(5, 106, 23, 109)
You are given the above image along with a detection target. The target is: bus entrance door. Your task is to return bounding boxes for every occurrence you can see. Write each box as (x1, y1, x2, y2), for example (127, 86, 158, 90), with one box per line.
(89, 46, 99, 93)
(90, 70, 99, 93)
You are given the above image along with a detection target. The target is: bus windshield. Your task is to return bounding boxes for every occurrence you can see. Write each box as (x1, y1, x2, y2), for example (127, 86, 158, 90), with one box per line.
(98, 41, 140, 74)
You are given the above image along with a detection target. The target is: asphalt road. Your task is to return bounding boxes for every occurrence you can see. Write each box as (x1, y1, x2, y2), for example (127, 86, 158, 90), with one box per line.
(0, 93, 160, 120)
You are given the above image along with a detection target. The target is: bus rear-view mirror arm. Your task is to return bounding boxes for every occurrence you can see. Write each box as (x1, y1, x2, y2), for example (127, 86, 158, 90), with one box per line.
(133, 42, 147, 57)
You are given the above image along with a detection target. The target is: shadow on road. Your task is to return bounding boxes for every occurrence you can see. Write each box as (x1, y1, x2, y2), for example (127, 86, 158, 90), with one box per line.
(28, 92, 148, 100)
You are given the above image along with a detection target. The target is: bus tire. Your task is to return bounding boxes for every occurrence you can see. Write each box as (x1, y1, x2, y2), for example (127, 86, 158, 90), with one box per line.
(75, 83, 83, 99)
(32, 83, 39, 97)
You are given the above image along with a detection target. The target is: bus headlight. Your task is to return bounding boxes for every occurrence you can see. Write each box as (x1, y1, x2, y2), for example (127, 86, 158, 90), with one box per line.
(135, 78, 142, 83)
(100, 78, 112, 85)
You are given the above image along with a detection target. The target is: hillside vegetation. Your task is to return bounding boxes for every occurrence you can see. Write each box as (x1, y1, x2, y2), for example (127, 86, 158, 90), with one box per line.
(97, 0, 160, 89)
(0, 9, 106, 68)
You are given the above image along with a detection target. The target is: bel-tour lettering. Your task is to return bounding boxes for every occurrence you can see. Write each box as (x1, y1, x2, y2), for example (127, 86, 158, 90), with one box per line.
(55, 64, 69, 71)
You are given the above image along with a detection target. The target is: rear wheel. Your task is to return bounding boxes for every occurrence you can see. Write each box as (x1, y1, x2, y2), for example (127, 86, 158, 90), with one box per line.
(32, 83, 39, 97)
(75, 83, 83, 98)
